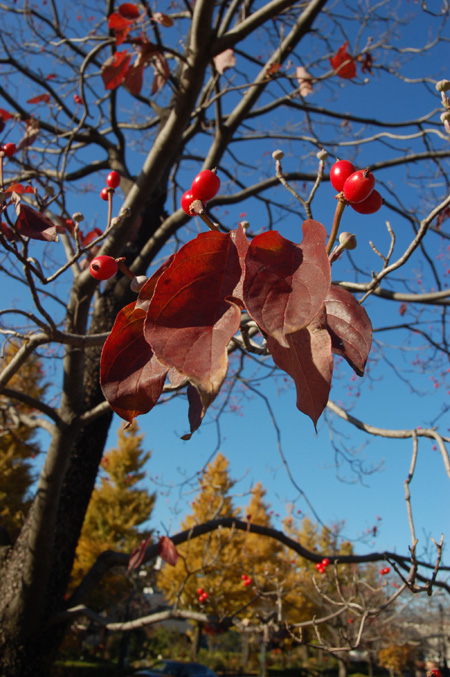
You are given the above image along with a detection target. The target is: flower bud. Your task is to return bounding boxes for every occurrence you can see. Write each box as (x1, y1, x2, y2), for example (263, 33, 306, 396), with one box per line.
(72, 212, 84, 223)
(316, 149, 328, 161)
(272, 149, 284, 161)
(339, 231, 357, 250)
(436, 80, 450, 92)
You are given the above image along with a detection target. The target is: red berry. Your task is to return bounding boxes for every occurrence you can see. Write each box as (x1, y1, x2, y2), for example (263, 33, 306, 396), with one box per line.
(350, 189, 382, 214)
(243, 578, 252, 586)
(100, 187, 110, 201)
(343, 169, 375, 203)
(315, 563, 325, 573)
(197, 587, 204, 595)
(181, 190, 196, 215)
(107, 171, 121, 189)
(2, 142, 16, 157)
(73, 94, 82, 104)
(321, 558, 330, 567)
(191, 169, 221, 202)
(330, 160, 355, 192)
(199, 591, 208, 601)
(89, 255, 118, 280)
(241, 574, 249, 580)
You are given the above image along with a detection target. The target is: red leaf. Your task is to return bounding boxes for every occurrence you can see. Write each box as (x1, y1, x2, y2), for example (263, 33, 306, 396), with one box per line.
(27, 93, 51, 104)
(14, 203, 58, 241)
(0, 108, 13, 121)
(118, 3, 141, 19)
(267, 308, 333, 428)
(1, 221, 19, 242)
(4, 183, 34, 194)
(156, 535, 179, 566)
(144, 231, 243, 419)
(124, 59, 145, 96)
(80, 227, 103, 247)
(324, 285, 372, 376)
(330, 42, 356, 79)
(243, 220, 330, 347)
(100, 301, 169, 423)
(108, 12, 134, 45)
(101, 51, 132, 90)
(150, 52, 170, 95)
(128, 534, 151, 571)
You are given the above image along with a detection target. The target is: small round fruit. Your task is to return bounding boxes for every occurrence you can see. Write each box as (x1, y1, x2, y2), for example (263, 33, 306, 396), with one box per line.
(181, 190, 196, 215)
(2, 142, 17, 157)
(321, 558, 330, 567)
(330, 159, 355, 192)
(350, 189, 382, 214)
(89, 255, 118, 280)
(191, 169, 221, 202)
(107, 171, 121, 189)
(343, 169, 375, 203)
(100, 187, 110, 201)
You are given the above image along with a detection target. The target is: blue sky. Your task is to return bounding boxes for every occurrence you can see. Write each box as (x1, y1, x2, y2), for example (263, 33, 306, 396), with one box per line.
(2, 0, 449, 569)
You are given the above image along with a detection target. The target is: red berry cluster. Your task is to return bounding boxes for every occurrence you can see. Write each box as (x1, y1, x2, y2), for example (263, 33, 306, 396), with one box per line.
(0, 142, 16, 157)
(181, 169, 221, 215)
(315, 558, 330, 574)
(428, 670, 443, 677)
(197, 587, 208, 603)
(241, 573, 252, 587)
(379, 566, 390, 576)
(100, 171, 121, 201)
(330, 159, 382, 214)
(89, 255, 118, 281)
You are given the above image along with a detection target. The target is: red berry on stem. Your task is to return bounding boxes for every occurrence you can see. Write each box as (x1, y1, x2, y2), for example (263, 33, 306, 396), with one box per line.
(2, 142, 16, 157)
(321, 558, 330, 567)
(100, 187, 110, 201)
(191, 169, 221, 202)
(181, 190, 196, 215)
(350, 189, 382, 214)
(89, 255, 118, 280)
(343, 169, 375, 203)
(107, 171, 121, 189)
(330, 160, 355, 192)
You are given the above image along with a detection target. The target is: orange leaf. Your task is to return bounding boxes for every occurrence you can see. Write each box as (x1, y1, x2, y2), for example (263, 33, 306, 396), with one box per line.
(5, 183, 34, 194)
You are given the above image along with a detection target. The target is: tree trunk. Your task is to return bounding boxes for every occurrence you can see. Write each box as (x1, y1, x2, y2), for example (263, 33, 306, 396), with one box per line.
(0, 193, 169, 676)
(191, 622, 203, 660)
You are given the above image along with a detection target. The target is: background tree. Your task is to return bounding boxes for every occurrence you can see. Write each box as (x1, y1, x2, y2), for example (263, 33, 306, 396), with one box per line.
(0, 343, 46, 544)
(70, 423, 155, 606)
(0, 1, 449, 675)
